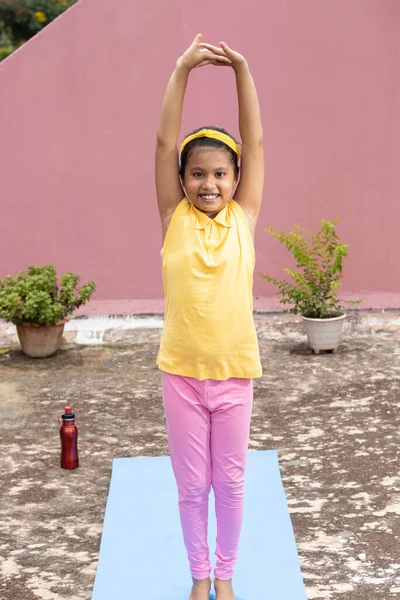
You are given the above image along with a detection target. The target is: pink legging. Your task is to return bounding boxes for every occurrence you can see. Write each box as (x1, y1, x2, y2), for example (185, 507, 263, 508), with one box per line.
(161, 371, 253, 580)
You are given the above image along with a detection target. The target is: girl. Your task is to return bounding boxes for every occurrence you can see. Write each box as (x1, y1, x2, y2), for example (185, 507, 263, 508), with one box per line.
(155, 34, 264, 600)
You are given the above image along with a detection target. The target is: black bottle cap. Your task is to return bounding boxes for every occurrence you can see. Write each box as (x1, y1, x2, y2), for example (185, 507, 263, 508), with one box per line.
(62, 406, 75, 420)
(62, 413, 75, 420)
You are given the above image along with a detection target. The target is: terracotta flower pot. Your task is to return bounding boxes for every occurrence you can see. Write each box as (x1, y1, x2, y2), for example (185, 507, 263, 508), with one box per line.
(16, 318, 69, 358)
(301, 313, 346, 354)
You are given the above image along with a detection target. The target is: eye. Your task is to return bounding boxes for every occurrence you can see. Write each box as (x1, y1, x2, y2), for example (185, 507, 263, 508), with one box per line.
(215, 172, 226, 178)
(192, 172, 203, 178)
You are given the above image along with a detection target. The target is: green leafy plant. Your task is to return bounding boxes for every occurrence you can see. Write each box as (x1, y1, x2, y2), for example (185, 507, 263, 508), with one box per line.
(259, 216, 362, 319)
(0, 42, 14, 60)
(0, 0, 77, 60)
(0, 264, 96, 325)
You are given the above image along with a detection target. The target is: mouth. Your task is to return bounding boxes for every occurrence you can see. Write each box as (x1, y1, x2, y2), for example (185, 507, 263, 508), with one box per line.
(199, 194, 220, 203)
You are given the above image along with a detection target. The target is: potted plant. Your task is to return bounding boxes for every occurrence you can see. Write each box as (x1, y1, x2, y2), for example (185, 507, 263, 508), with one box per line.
(0, 265, 96, 358)
(259, 217, 362, 354)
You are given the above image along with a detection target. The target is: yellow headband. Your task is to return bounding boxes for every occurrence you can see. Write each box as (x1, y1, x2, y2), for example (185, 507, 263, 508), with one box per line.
(180, 129, 240, 156)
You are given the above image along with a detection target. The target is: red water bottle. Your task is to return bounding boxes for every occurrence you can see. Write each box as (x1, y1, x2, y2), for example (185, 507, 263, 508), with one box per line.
(58, 406, 79, 469)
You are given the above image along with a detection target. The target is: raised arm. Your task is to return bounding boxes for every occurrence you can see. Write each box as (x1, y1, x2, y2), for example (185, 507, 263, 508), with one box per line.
(155, 34, 231, 228)
(198, 42, 264, 226)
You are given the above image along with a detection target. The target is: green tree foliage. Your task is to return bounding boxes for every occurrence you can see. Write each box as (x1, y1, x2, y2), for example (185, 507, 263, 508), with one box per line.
(0, 0, 77, 61)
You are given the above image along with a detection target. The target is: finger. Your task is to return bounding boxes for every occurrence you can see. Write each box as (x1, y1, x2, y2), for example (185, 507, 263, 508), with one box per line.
(198, 42, 227, 56)
(200, 49, 231, 63)
(197, 58, 231, 68)
(214, 56, 232, 64)
(219, 41, 234, 56)
(191, 33, 203, 47)
(195, 60, 212, 68)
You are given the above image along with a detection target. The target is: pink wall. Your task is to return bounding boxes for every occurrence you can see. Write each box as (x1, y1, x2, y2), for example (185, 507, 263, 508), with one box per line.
(1, 0, 399, 314)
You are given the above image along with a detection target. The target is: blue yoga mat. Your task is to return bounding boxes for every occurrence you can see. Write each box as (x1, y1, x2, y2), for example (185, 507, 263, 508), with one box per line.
(91, 450, 306, 600)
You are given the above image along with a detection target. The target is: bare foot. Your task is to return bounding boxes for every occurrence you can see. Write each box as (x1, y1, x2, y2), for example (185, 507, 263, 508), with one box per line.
(214, 577, 235, 600)
(189, 577, 211, 600)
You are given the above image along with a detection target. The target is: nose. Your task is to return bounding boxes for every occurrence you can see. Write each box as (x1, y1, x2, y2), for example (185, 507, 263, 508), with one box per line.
(202, 175, 218, 190)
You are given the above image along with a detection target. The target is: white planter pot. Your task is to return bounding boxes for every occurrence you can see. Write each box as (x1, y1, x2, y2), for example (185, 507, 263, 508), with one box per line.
(301, 313, 346, 354)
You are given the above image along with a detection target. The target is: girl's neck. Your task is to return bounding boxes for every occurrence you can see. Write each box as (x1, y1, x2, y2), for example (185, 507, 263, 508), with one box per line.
(190, 199, 230, 220)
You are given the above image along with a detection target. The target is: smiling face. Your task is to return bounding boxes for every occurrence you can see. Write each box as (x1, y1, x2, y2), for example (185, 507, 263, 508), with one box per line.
(181, 147, 238, 218)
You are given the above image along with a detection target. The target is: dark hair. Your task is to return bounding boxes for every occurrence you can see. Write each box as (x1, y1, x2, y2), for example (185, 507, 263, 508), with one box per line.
(179, 126, 240, 178)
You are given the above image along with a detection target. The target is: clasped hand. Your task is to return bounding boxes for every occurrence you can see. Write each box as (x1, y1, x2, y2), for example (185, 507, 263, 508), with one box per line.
(177, 33, 246, 72)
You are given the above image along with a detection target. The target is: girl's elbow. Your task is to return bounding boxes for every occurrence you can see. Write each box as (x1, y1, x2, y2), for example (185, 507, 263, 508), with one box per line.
(242, 137, 264, 149)
(156, 135, 177, 151)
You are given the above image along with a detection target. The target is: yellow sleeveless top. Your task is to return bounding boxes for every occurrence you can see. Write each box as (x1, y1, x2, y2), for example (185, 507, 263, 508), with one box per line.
(156, 198, 262, 381)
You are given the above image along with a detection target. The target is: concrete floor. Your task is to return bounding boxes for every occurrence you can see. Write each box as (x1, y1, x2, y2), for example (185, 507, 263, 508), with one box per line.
(0, 311, 399, 600)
